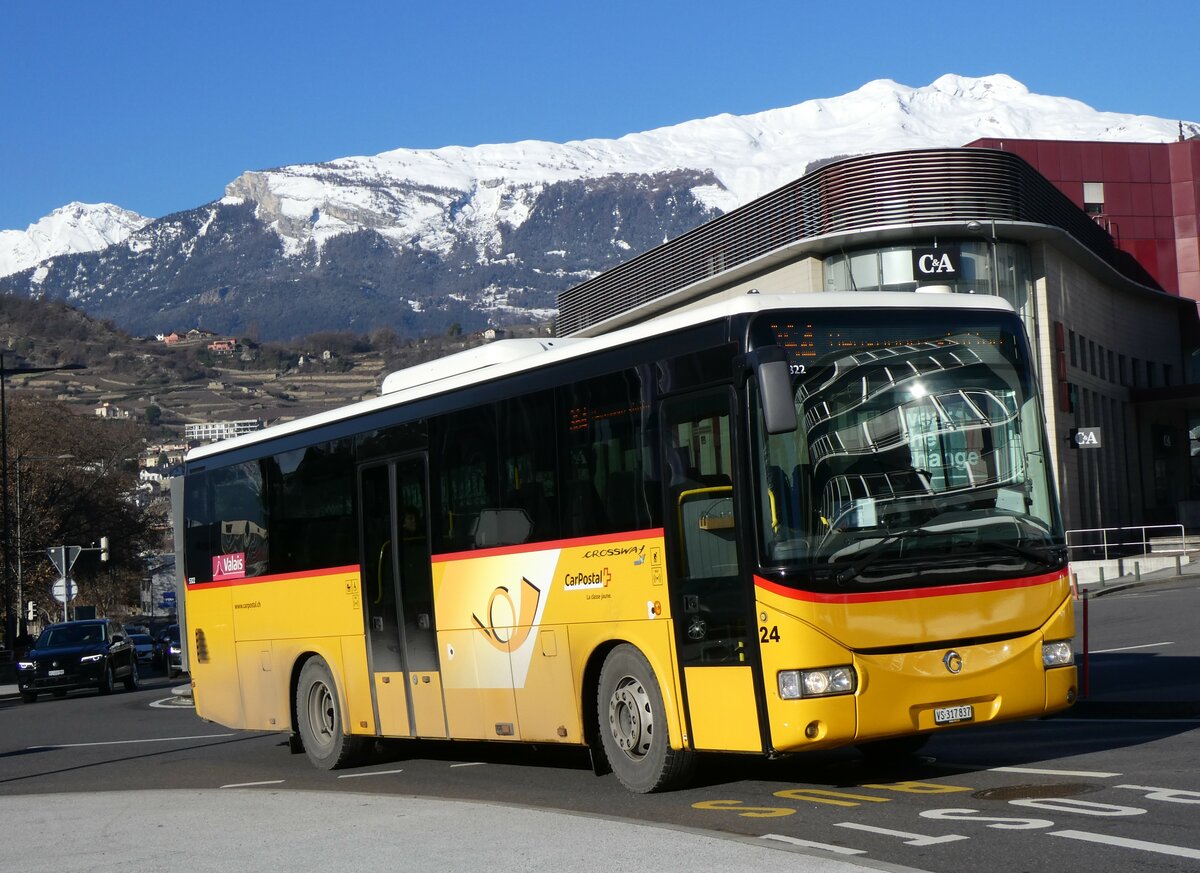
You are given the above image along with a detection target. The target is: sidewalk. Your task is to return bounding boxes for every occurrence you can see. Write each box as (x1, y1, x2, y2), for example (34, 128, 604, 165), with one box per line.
(1073, 548, 1200, 599)
(0, 788, 906, 873)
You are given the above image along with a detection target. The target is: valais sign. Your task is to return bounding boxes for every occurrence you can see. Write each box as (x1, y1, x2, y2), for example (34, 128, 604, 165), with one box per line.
(213, 552, 246, 581)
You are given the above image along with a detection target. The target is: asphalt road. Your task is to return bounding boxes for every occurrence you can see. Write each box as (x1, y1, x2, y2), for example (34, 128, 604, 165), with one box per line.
(2, 580, 1198, 873)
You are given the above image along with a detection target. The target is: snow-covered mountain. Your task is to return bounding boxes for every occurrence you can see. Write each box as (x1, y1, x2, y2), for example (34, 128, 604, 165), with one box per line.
(228, 74, 1187, 259)
(2, 74, 1195, 341)
(0, 202, 149, 277)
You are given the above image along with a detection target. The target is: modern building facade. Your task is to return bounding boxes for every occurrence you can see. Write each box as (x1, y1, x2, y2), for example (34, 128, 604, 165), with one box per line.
(184, 419, 263, 444)
(557, 143, 1200, 534)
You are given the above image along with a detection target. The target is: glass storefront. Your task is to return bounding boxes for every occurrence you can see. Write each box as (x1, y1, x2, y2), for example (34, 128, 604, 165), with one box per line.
(824, 241, 1037, 365)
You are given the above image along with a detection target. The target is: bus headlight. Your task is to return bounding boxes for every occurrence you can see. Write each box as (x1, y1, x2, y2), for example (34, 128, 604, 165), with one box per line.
(1042, 640, 1074, 668)
(778, 666, 857, 700)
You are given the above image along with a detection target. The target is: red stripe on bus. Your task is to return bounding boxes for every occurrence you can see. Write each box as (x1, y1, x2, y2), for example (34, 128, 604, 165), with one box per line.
(190, 564, 360, 590)
(754, 569, 1065, 604)
(432, 528, 666, 563)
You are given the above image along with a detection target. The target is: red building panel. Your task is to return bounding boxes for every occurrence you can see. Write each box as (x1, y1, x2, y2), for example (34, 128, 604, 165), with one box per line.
(1102, 144, 1132, 182)
(1129, 216, 1156, 240)
(1130, 184, 1155, 216)
(1170, 142, 1199, 182)
(1177, 213, 1198, 239)
(1128, 144, 1154, 183)
(1178, 236, 1200, 274)
(1150, 149, 1173, 184)
(1105, 181, 1133, 215)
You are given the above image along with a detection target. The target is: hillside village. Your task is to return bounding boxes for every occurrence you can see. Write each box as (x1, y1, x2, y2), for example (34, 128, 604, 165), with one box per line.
(58, 319, 553, 505)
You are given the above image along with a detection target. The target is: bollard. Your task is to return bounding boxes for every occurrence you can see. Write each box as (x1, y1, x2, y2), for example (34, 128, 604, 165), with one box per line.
(1177, 555, 1183, 574)
(1135, 562, 1141, 582)
(1098, 566, 1106, 587)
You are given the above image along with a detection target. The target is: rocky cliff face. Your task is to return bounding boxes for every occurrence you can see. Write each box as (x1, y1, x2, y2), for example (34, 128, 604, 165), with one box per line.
(1, 171, 718, 340)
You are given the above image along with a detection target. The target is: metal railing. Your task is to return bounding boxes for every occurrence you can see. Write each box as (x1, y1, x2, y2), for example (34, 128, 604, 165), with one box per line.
(1065, 524, 1188, 561)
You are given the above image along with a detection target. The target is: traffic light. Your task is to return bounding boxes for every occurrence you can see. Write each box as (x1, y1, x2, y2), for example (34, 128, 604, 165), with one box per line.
(100, 536, 109, 562)
(25, 600, 36, 622)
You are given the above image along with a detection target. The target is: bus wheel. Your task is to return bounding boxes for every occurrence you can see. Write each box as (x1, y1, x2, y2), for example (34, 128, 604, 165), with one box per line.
(597, 645, 694, 793)
(857, 734, 930, 761)
(295, 657, 363, 770)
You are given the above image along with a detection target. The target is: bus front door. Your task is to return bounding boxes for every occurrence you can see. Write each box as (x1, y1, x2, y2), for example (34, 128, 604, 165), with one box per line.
(360, 456, 447, 739)
(662, 389, 763, 753)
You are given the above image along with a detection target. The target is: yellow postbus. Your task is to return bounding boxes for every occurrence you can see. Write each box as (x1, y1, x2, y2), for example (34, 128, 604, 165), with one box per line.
(173, 292, 1076, 792)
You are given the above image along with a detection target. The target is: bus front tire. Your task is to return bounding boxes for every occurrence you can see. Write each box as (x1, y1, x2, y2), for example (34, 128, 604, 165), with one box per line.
(596, 644, 694, 793)
(295, 657, 363, 770)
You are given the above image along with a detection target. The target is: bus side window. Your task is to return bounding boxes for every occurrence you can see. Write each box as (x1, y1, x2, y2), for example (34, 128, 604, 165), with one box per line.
(434, 406, 499, 552)
(499, 390, 559, 543)
(560, 368, 653, 538)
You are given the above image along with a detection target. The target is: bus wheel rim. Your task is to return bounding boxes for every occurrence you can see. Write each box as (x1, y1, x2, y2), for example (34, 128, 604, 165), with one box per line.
(308, 681, 336, 746)
(608, 676, 652, 759)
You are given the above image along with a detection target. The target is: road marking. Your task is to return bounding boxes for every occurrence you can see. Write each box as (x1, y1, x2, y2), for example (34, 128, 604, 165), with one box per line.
(988, 766, 1121, 778)
(221, 779, 286, 788)
(337, 768, 405, 779)
(774, 788, 890, 807)
(836, 822, 969, 846)
(1049, 829, 1200, 859)
(760, 834, 866, 855)
(28, 732, 236, 749)
(1090, 641, 1174, 653)
(1116, 784, 1200, 804)
(149, 696, 194, 709)
(450, 762, 485, 768)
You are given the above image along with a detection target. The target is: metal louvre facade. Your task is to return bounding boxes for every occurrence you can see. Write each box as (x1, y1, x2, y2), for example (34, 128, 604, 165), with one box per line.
(556, 148, 1142, 335)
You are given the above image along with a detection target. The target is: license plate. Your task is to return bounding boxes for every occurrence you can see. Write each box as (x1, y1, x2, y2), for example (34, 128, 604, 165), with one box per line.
(934, 704, 974, 724)
(48, 669, 65, 677)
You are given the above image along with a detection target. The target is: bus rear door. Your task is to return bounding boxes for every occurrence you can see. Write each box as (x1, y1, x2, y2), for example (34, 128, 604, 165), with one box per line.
(360, 455, 447, 738)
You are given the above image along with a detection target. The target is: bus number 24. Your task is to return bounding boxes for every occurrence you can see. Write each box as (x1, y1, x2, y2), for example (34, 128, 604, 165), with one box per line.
(760, 625, 781, 643)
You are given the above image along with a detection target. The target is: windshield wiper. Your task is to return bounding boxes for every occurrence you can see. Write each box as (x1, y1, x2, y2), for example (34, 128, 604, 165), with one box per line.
(974, 541, 1067, 569)
(826, 527, 939, 586)
(825, 527, 1065, 585)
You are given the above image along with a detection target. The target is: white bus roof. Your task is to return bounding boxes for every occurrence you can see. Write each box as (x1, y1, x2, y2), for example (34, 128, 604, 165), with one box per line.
(186, 291, 1016, 462)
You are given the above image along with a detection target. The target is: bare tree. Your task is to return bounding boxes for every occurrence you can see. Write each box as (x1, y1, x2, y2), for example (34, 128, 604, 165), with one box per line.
(7, 397, 155, 622)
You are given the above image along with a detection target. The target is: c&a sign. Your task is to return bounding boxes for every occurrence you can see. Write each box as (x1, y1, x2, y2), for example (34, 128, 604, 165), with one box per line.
(912, 246, 961, 280)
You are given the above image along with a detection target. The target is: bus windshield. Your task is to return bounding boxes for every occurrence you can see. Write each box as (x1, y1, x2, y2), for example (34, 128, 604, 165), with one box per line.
(752, 307, 1065, 589)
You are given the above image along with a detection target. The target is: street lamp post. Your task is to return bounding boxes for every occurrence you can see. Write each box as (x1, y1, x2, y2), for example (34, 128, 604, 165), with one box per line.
(1, 353, 85, 647)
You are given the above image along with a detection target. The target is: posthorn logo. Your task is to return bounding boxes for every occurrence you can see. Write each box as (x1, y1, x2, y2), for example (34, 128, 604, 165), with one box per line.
(943, 650, 964, 674)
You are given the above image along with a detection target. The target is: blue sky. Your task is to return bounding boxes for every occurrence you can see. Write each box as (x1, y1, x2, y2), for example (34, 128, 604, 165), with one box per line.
(2, 0, 1197, 230)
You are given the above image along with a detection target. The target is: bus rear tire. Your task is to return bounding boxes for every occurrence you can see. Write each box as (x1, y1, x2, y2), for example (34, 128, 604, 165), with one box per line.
(597, 644, 694, 793)
(295, 657, 363, 770)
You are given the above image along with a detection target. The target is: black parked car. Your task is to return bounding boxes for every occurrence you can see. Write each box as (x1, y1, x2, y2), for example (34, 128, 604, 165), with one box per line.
(161, 624, 183, 679)
(16, 619, 140, 703)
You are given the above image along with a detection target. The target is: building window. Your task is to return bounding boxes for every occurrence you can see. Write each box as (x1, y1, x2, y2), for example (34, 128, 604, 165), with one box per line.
(1068, 331, 1077, 368)
(1084, 182, 1105, 215)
